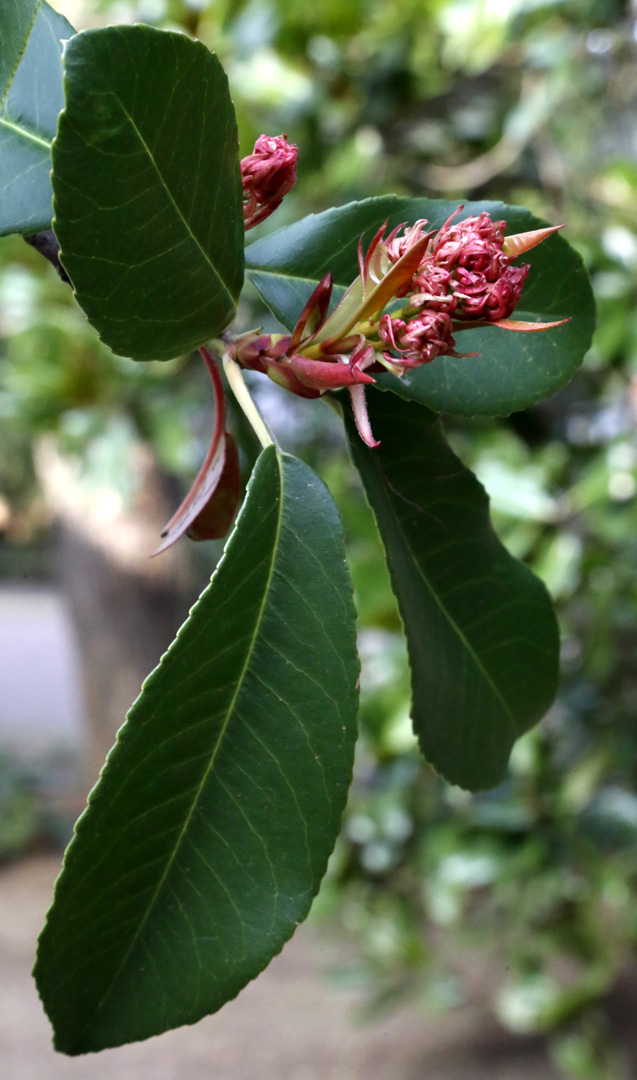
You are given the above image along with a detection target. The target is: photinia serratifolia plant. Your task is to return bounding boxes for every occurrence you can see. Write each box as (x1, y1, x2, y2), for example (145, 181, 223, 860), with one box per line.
(162, 138, 568, 548)
(1, 6, 595, 1057)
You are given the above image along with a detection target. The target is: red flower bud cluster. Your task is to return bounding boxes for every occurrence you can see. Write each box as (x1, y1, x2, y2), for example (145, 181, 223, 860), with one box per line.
(159, 153, 571, 555)
(378, 309, 456, 367)
(433, 210, 507, 271)
(387, 209, 530, 325)
(227, 205, 565, 451)
(241, 133, 298, 230)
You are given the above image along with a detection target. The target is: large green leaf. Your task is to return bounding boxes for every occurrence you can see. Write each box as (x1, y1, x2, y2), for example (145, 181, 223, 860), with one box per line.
(246, 196, 595, 416)
(35, 448, 359, 1054)
(52, 26, 244, 361)
(0, 0, 74, 237)
(344, 392, 559, 790)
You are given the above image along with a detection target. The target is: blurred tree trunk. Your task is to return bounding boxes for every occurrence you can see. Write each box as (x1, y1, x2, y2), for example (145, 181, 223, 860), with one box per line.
(36, 436, 198, 786)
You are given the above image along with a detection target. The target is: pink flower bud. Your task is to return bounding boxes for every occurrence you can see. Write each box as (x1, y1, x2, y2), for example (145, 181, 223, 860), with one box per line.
(385, 218, 431, 264)
(437, 210, 506, 248)
(433, 214, 508, 280)
(229, 330, 288, 372)
(410, 264, 458, 313)
(453, 264, 529, 321)
(241, 133, 298, 230)
(379, 310, 456, 366)
(383, 219, 433, 297)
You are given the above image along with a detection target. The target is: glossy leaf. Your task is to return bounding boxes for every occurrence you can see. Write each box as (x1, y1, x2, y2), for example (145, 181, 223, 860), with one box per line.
(344, 392, 559, 790)
(246, 196, 595, 416)
(52, 25, 244, 361)
(35, 447, 359, 1054)
(0, 0, 74, 237)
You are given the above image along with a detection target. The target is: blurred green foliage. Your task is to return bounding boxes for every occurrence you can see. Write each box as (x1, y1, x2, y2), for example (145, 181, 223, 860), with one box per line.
(2, 0, 637, 1075)
(0, 755, 39, 859)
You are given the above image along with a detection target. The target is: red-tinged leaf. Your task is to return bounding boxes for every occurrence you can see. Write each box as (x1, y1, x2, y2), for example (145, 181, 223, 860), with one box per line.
(289, 273, 333, 352)
(153, 347, 228, 556)
(312, 275, 364, 345)
(361, 220, 389, 287)
(187, 433, 240, 541)
(492, 317, 571, 332)
(502, 224, 564, 258)
(354, 232, 431, 326)
(154, 436, 225, 556)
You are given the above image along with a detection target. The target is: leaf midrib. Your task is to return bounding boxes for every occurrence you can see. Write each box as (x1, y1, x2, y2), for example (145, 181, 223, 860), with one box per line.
(69, 451, 285, 1050)
(118, 100, 234, 309)
(368, 445, 515, 728)
(0, 111, 51, 149)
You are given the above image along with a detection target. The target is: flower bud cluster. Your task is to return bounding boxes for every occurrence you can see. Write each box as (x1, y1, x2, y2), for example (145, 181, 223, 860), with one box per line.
(389, 210, 530, 325)
(229, 179, 565, 447)
(241, 134, 298, 230)
(378, 309, 456, 367)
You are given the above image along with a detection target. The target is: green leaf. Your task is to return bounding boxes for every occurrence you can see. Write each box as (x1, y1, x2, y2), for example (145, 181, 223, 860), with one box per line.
(0, 0, 40, 108)
(52, 26, 244, 361)
(0, 0, 74, 237)
(246, 196, 595, 416)
(34, 447, 359, 1054)
(344, 392, 559, 790)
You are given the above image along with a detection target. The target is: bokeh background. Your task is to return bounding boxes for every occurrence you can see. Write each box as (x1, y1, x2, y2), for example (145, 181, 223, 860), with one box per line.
(2, 1, 637, 1077)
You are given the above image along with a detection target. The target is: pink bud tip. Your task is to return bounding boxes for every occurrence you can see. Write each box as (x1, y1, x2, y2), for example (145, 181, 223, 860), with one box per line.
(241, 133, 298, 230)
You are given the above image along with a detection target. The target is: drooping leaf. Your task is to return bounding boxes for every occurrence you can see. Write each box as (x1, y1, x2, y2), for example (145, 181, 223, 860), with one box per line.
(0, 0, 74, 237)
(246, 196, 595, 416)
(153, 348, 240, 555)
(344, 392, 559, 790)
(35, 447, 359, 1054)
(52, 25, 244, 361)
(187, 432, 241, 542)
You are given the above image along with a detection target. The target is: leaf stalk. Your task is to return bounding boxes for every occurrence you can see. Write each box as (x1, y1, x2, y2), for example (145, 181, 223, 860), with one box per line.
(223, 353, 278, 451)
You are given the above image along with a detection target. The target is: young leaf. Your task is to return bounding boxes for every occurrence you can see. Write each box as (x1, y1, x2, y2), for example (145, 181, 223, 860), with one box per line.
(246, 196, 595, 417)
(34, 448, 359, 1054)
(153, 348, 240, 555)
(0, 0, 74, 237)
(52, 26, 244, 361)
(344, 392, 559, 791)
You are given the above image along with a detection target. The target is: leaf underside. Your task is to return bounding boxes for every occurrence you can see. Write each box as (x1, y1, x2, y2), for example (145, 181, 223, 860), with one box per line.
(246, 196, 596, 416)
(0, 0, 74, 237)
(345, 392, 559, 790)
(0, 0, 40, 107)
(35, 448, 359, 1054)
(52, 25, 245, 361)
